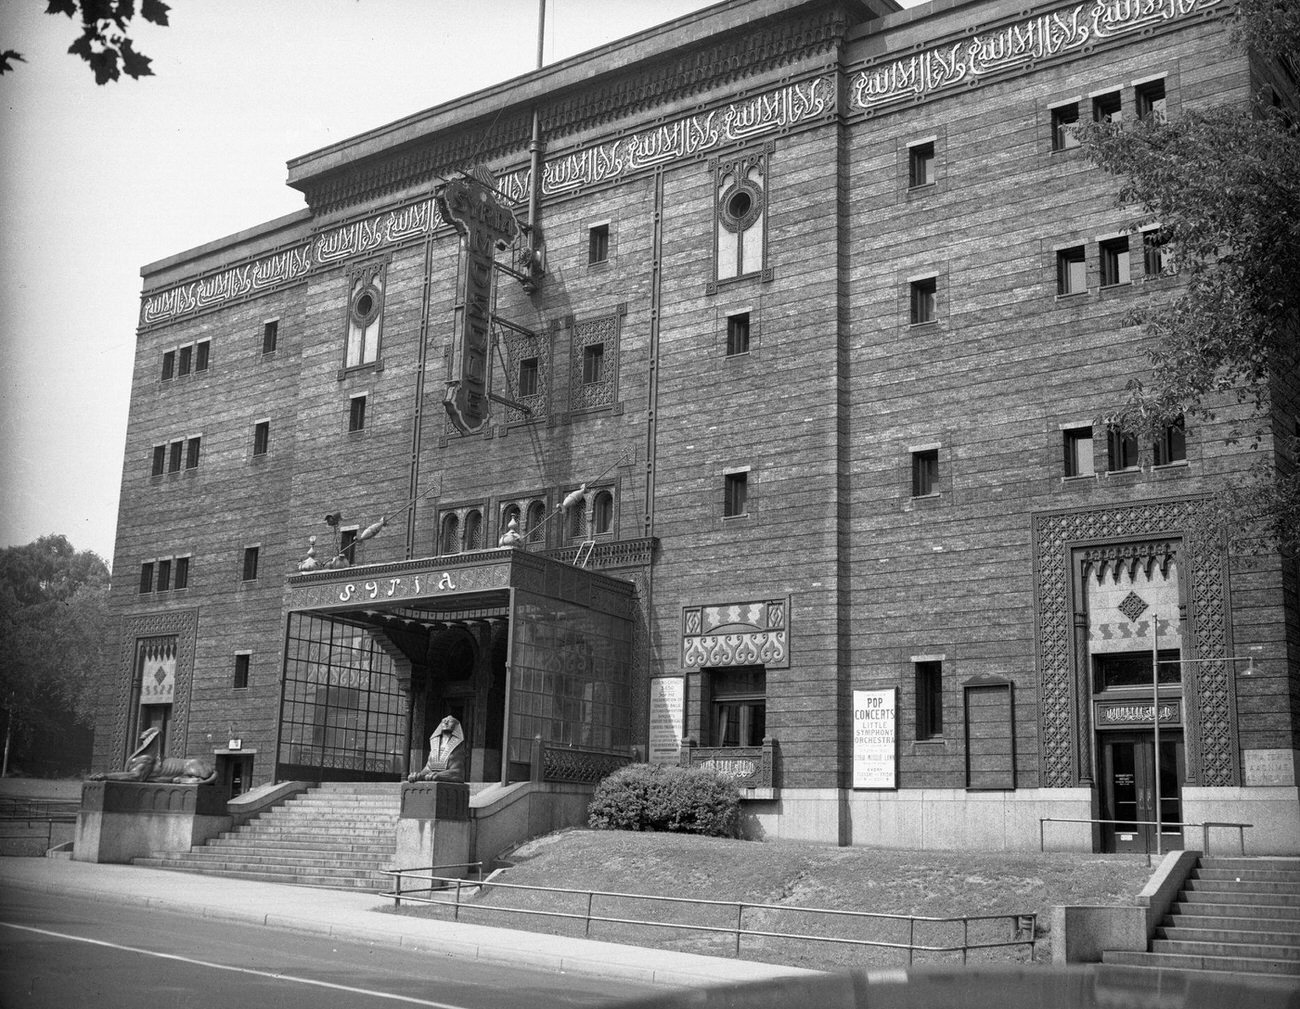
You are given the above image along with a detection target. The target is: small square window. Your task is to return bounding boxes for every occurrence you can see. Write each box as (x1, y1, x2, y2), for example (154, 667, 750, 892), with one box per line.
(161, 351, 175, 381)
(908, 141, 935, 188)
(174, 556, 189, 590)
(241, 546, 260, 582)
(1142, 230, 1169, 277)
(253, 421, 270, 457)
(518, 357, 539, 398)
(1153, 416, 1186, 466)
(151, 445, 166, 477)
(139, 562, 154, 594)
(1051, 103, 1081, 151)
(1057, 246, 1087, 295)
(582, 343, 605, 385)
(1093, 91, 1122, 124)
(915, 660, 943, 740)
(912, 449, 939, 497)
(168, 440, 183, 473)
(910, 277, 937, 325)
(233, 654, 250, 690)
(726, 313, 750, 356)
(195, 340, 210, 372)
(185, 436, 201, 470)
(1136, 79, 1167, 122)
(178, 344, 192, 377)
(156, 558, 171, 592)
(724, 471, 748, 517)
(348, 395, 367, 432)
(1107, 426, 1139, 471)
(1063, 426, 1094, 477)
(1099, 236, 1131, 287)
(588, 224, 610, 265)
(262, 320, 279, 355)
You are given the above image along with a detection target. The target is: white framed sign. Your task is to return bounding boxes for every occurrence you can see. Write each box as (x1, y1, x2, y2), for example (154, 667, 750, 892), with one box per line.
(648, 677, 685, 763)
(853, 687, 897, 789)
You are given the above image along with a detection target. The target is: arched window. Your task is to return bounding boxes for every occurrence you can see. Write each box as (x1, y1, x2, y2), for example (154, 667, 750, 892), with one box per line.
(464, 510, 482, 551)
(526, 500, 546, 544)
(569, 497, 587, 540)
(592, 490, 613, 535)
(440, 513, 460, 555)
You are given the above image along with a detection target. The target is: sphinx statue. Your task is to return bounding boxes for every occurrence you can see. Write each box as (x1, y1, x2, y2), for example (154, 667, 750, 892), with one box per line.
(90, 726, 218, 785)
(408, 715, 467, 782)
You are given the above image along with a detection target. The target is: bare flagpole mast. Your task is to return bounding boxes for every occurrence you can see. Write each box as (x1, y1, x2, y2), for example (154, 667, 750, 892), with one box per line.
(525, 0, 546, 289)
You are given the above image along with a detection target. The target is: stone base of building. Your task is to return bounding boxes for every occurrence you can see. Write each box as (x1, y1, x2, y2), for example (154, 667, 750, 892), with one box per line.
(1181, 786, 1300, 855)
(73, 780, 231, 864)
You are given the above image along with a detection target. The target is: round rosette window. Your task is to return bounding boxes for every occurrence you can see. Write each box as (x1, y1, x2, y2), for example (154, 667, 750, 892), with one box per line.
(350, 284, 382, 327)
(718, 179, 763, 233)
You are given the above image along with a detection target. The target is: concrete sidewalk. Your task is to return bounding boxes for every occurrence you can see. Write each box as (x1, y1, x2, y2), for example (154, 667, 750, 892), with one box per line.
(0, 856, 821, 989)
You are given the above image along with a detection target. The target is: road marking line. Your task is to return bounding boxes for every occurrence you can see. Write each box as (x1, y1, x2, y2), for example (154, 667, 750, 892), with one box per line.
(0, 921, 471, 1008)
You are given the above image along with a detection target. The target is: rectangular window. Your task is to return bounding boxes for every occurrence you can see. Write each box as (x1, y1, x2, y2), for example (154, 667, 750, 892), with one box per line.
(340, 528, 358, 566)
(910, 277, 937, 325)
(156, 558, 171, 592)
(908, 141, 935, 188)
(1153, 416, 1186, 466)
(1063, 426, 1095, 477)
(174, 556, 189, 590)
(195, 340, 210, 372)
(233, 653, 250, 690)
(723, 471, 748, 517)
(1051, 103, 1080, 150)
(1093, 90, 1122, 124)
(1057, 246, 1087, 295)
(518, 357, 539, 398)
(185, 436, 201, 470)
(151, 444, 166, 476)
(916, 660, 943, 740)
(262, 320, 278, 355)
(1136, 78, 1167, 122)
(177, 344, 193, 377)
(241, 546, 260, 582)
(912, 448, 939, 497)
(168, 440, 183, 473)
(1099, 236, 1131, 287)
(582, 343, 605, 385)
(253, 421, 270, 457)
(161, 350, 175, 381)
(726, 312, 750, 356)
(1107, 426, 1139, 471)
(348, 395, 367, 432)
(709, 668, 766, 747)
(588, 223, 609, 265)
(1142, 230, 1168, 277)
(139, 562, 154, 594)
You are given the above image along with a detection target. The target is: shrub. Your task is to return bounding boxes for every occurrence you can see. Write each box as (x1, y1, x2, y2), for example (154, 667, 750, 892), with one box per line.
(588, 762, 741, 837)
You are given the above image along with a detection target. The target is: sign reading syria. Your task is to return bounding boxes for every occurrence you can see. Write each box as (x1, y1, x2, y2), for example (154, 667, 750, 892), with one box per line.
(436, 167, 520, 434)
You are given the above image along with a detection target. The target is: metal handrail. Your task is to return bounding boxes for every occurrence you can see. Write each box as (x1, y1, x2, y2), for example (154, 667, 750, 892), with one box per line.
(380, 868, 1036, 965)
(1039, 817, 1252, 860)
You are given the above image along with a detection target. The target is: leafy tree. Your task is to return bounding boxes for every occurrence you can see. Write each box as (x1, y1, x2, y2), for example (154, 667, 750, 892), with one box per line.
(1, 0, 171, 84)
(0, 535, 111, 775)
(1078, 3, 1300, 554)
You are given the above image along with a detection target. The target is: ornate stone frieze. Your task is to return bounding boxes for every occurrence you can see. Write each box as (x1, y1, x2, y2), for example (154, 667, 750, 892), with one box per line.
(850, 0, 1221, 116)
(540, 744, 633, 783)
(682, 598, 790, 670)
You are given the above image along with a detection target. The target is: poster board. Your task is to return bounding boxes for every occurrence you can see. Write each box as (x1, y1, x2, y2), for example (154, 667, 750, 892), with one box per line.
(853, 687, 897, 789)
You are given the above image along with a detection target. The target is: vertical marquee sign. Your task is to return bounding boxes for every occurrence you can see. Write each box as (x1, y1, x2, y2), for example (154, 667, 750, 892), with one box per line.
(853, 687, 897, 789)
(435, 167, 520, 435)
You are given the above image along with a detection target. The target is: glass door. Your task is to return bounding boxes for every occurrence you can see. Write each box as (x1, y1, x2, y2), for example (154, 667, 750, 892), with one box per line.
(1100, 732, 1184, 853)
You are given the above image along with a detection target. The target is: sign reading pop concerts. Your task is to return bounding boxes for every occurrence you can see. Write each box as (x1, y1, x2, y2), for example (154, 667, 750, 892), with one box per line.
(436, 168, 520, 435)
(853, 688, 897, 789)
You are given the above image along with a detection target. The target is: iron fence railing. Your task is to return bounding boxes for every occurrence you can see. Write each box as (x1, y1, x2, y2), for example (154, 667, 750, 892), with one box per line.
(1039, 817, 1252, 862)
(381, 866, 1037, 965)
(0, 798, 79, 820)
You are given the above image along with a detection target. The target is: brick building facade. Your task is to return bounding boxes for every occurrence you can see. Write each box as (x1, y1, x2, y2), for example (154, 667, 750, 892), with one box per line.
(101, 0, 1300, 853)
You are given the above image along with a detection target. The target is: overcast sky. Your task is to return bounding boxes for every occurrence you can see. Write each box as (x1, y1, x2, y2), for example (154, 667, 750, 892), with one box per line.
(0, 0, 917, 568)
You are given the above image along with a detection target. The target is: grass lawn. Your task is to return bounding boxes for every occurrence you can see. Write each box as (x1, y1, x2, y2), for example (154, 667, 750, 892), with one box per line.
(384, 828, 1155, 971)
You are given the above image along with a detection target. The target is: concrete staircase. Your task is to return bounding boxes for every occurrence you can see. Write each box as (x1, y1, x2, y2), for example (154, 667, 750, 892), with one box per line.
(1103, 856, 1300, 977)
(134, 782, 400, 891)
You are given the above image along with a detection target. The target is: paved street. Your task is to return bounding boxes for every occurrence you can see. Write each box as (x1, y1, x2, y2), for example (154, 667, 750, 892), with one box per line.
(0, 888, 664, 1009)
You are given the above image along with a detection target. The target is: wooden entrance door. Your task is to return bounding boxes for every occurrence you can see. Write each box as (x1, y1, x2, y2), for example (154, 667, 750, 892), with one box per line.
(1099, 731, 1184, 853)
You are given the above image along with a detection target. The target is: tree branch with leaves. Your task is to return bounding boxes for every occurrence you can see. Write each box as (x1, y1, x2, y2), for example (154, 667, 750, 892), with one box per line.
(2, 0, 170, 84)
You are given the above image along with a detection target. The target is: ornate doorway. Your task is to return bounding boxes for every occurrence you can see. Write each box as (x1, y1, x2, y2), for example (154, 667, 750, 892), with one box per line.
(1099, 730, 1184, 853)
